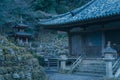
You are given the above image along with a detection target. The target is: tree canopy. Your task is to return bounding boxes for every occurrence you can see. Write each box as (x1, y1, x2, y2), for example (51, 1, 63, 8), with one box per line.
(0, 0, 90, 26)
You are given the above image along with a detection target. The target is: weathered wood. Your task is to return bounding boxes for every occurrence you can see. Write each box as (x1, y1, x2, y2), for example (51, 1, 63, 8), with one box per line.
(70, 33, 84, 56)
(102, 31, 105, 56)
(69, 31, 103, 57)
(68, 32, 72, 56)
(85, 46, 102, 58)
(84, 32, 102, 58)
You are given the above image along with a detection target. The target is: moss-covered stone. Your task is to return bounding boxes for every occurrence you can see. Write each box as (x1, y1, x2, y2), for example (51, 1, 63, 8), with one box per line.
(0, 35, 47, 80)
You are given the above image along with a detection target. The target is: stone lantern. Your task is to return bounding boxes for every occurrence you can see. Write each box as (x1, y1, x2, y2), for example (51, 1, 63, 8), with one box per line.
(59, 54, 68, 72)
(44, 57, 49, 69)
(103, 42, 117, 78)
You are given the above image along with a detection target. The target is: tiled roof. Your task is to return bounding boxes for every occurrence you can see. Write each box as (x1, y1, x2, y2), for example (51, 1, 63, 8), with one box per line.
(17, 23, 28, 27)
(39, 0, 120, 26)
(13, 23, 32, 29)
(14, 32, 33, 37)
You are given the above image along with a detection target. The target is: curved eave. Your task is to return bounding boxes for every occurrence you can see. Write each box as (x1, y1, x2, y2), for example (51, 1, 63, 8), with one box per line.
(14, 35, 33, 38)
(39, 0, 95, 26)
(14, 33, 33, 37)
(39, 0, 120, 29)
(13, 23, 33, 29)
(13, 26, 32, 29)
(13, 26, 28, 29)
(39, 13, 120, 30)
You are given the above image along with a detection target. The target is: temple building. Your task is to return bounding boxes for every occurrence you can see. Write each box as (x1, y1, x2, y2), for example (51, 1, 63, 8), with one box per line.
(12, 23, 33, 45)
(39, 0, 120, 58)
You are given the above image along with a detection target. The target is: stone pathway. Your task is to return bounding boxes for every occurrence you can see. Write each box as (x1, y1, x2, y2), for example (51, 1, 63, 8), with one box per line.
(46, 71, 103, 80)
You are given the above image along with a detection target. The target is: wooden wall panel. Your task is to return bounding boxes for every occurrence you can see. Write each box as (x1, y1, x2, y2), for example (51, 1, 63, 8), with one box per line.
(70, 34, 83, 56)
(85, 32, 102, 58)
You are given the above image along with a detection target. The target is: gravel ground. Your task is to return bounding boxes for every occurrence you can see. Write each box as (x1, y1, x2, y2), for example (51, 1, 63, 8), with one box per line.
(46, 71, 103, 80)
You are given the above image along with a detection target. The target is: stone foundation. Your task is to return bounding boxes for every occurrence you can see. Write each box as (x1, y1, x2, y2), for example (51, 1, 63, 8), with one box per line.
(0, 35, 47, 80)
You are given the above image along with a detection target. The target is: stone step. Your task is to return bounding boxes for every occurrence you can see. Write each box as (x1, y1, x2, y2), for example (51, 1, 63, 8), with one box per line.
(77, 66, 106, 70)
(49, 62, 57, 63)
(79, 64, 106, 67)
(76, 69, 105, 74)
(74, 72, 104, 77)
(48, 63, 58, 66)
(79, 67, 105, 70)
(80, 63, 105, 67)
(76, 68, 105, 73)
(73, 61, 106, 76)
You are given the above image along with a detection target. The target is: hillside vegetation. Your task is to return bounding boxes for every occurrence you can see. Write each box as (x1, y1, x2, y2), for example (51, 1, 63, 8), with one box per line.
(0, 0, 91, 27)
(0, 35, 47, 80)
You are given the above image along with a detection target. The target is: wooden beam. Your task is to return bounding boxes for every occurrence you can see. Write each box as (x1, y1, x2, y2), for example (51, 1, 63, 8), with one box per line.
(102, 31, 105, 56)
(68, 32, 72, 56)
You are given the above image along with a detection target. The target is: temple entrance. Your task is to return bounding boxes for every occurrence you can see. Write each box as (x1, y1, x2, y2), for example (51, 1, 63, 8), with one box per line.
(105, 29, 120, 57)
(84, 32, 102, 58)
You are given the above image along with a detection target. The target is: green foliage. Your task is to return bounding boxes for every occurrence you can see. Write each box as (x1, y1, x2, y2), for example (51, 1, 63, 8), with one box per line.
(0, 0, 33, 24)
(0, 0, 91, 26)
(33, 0, 56, 12)
(32, 0, 91, 14)
(0, 34, 48, 80)
(33, 54, 46, 66)
(0, 0, 91, 36)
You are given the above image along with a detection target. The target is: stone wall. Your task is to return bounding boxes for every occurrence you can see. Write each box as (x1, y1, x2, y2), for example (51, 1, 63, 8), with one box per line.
(34, 31, 69, 57)
(0, 35, 47, 80)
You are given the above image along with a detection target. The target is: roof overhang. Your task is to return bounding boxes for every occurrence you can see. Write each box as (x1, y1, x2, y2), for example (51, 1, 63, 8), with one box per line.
(39, 0, 120, 32)
(39, 14, 120, 32)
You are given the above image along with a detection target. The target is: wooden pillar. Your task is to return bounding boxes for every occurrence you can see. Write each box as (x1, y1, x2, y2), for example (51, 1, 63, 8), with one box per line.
(68, 32, 72, 56)
(82, 33, 86, 57)
(102, 31, 105, 56)
(68, 27, 85, 57)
